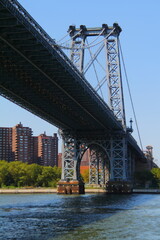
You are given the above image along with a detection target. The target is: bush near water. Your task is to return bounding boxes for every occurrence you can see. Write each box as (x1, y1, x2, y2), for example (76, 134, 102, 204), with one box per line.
(1, 159, 160, 189)
(0, 160, 61, 188)
(134, 168, 160, 188)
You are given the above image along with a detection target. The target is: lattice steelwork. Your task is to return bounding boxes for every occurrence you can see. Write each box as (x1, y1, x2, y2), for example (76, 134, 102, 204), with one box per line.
(68, 24, 129, 185)
(110, 137, 127, 180)
(61, 134, 89, 181)
(0, 1, 145, 193)
(105, 38, 126, 127)
(89, 148, 97, 184)
(69, 23, 126, 128)
(69, 26, 86, 73)
(60, 132, 133, 187)
(61, 137, 78, 180)
(89, 145, 109, 185)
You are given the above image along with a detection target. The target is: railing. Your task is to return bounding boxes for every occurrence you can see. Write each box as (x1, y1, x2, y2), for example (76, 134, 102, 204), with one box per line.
(1, 0, 121, 127)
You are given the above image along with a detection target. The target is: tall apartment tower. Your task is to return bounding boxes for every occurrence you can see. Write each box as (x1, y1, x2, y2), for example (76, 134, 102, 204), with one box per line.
(0, 127, 12, 162)
(33, 136, 38, 164)
(52, 133, 58, 166)
(12, 123, 33, 164)
(37, 132, 58, 167)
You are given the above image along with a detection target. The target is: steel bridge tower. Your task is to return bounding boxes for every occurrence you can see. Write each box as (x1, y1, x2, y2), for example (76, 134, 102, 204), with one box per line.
(68, 23, 126, 128)
(58, 24, 133, 194)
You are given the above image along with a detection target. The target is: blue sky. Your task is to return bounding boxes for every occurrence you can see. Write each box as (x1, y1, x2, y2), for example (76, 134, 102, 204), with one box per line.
(1, 0, 160, 164)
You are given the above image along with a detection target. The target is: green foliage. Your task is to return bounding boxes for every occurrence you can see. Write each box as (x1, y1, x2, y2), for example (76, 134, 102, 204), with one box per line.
(0, 161, 13, 187)
(151, 168, 160, 188)
(134, 169, 158, 188)
(81, 169, 89, 183)
(0, 160, 61, 188)
(26, 164, 43, 187)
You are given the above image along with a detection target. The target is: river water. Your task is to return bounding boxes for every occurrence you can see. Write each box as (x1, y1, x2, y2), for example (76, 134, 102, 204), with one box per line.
(0, 193, 160, 240)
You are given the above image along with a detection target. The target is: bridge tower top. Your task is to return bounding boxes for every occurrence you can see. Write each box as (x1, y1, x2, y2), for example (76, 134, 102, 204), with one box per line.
(68, 23, 126, 129)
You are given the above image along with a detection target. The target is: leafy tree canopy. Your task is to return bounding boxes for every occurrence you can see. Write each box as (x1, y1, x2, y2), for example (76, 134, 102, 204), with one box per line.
(0, 160, 61, 188)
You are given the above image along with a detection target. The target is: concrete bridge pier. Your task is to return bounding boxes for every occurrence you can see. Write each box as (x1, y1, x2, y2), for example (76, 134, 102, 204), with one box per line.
(57, 180, 85, 194)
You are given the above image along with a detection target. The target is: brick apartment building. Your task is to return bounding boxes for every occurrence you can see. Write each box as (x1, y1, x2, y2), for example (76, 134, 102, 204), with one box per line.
(12, 123, 33, 164)
(0, 123, 58, 167)
(36, 132, 58, 167)
(0, 127, 12, 162)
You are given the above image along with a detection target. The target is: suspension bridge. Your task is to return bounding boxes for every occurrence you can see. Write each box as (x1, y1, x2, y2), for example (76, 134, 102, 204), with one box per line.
(0, 0, 152, 193)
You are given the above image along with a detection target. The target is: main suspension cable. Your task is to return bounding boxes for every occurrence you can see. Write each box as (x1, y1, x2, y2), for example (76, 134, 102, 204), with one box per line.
(56, 31, 71, 43)
(55, 28, 115, 50)
(119, 40, 143, 151)
(56, 29, 82, 46)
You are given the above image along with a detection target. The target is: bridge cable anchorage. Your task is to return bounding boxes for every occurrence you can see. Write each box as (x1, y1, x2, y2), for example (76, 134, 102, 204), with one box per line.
(55, 28, 116, 50)
(119, 40, 143, 151)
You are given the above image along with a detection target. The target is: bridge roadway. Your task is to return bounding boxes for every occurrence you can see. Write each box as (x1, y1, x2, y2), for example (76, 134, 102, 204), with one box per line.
(0, 0, 143, 156)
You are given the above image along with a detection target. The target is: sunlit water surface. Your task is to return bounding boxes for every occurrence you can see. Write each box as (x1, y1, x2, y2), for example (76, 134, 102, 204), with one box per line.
(0, 193, 160, 240)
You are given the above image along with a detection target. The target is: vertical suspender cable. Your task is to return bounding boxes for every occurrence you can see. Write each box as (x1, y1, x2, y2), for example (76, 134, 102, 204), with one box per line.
(119, 41, 143, 151)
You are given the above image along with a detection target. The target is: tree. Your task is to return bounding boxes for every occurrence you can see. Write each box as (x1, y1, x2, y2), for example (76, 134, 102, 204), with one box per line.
(134, 170, 155, 188)
(81, 169, 89, 183)
(0, 160, 61, 188)
(8, 161, 28, 187)
(151, 168, 160, 188)
(0, 161, 13, 187)
(26, 164, 42, 187)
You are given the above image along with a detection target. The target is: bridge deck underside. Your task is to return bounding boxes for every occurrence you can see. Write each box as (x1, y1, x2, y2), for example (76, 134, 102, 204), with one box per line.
(0, 0, 144, 158)
(0, 0, 123, 139)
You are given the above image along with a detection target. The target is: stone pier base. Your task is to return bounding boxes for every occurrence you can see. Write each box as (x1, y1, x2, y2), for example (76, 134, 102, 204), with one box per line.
(57, 180, 85, 194)
(106, 181, 133, 193)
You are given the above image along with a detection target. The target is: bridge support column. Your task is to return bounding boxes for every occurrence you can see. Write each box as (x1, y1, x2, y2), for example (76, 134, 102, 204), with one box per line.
(57, 135, 84, 194)
(89, 146, 108, 187)
(106, 136, 132, 193)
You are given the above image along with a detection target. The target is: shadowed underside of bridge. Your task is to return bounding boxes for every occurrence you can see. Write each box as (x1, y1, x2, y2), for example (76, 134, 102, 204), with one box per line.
(0, 0, 125, 140)
(0, 0, 147, 194)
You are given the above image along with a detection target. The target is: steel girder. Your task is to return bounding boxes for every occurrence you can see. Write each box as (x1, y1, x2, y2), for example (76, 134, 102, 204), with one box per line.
(61, 133, 132, 184)
(0, 0, 124, 133)
(89, 147, 109, 185)
(105, 37, 126, 128)
(70, 34, 85, 73)
(69, 24, 126, 129)
(0, 1, 145, 175)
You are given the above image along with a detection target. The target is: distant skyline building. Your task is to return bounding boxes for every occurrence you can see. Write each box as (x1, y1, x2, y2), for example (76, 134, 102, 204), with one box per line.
(33, 136, 38, 164)
(12, 123, 33, 164)
(37, 132, 58, 167)
(0, 127, 12, 162)
(0, 123, 58, 167)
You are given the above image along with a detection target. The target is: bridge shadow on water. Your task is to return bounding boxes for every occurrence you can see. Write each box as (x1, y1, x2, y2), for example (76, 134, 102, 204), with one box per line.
(0, 193, 158, 240)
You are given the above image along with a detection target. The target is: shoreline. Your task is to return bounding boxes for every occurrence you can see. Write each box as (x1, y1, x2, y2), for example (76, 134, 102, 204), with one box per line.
(0, 188, 106, 194)
(1, 188, 160, 194)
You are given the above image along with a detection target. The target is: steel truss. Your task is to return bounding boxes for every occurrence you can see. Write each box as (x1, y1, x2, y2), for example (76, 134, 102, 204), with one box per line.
(69, 26, 86, 73)
(61, 133, 132, 184)
(105, 37, 126, 127)
(60, 24, 131, 186)
(68, 23, 126, 127)
(89, 146, 109, 185)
